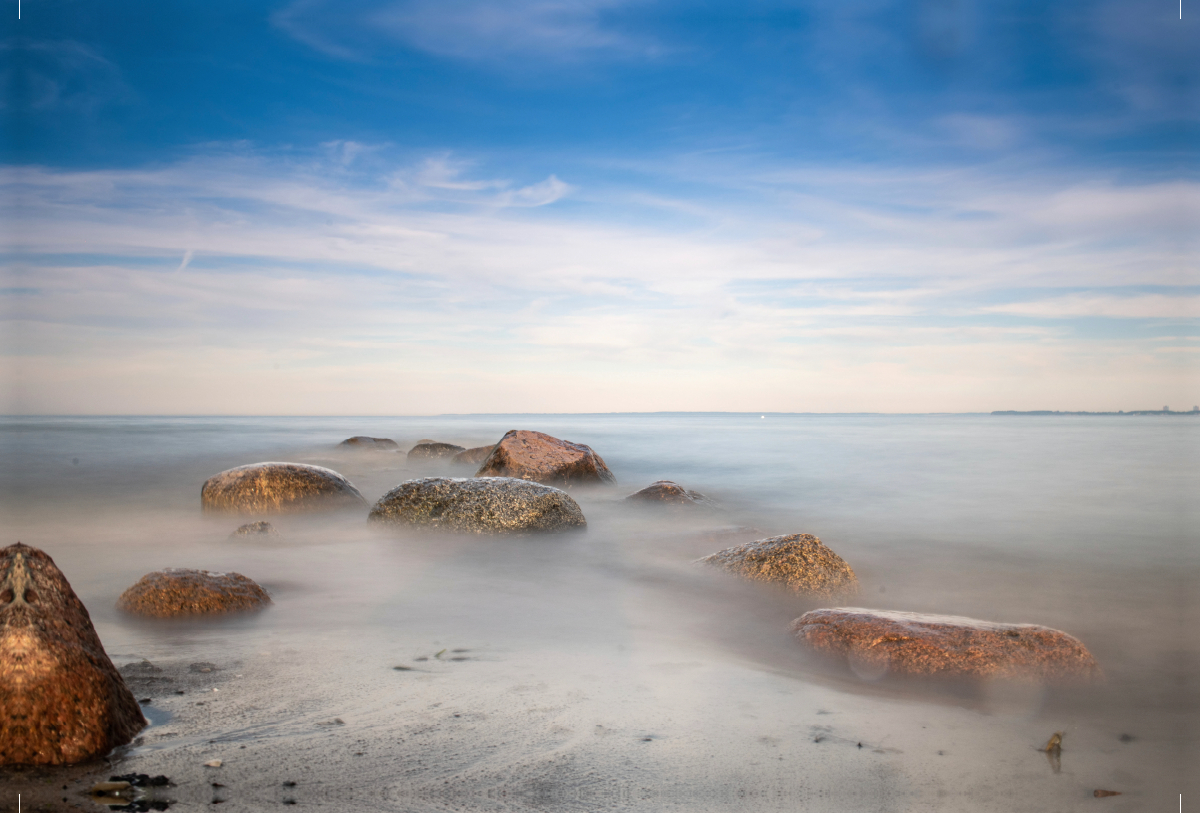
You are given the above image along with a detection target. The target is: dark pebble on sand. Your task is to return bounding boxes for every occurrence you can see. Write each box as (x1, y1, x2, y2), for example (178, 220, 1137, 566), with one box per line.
(111, 773, 170, 787)
(1119, 733, 1135, 742)
(140, 698, 152, 704)
(174, 690, 185, 695)
(283, 781, 297, 787)
(393, 666, 413, 671)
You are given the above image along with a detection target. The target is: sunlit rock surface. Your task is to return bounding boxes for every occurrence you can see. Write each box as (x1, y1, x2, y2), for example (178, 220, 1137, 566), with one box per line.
(699, 533, 858, 599)
(369, 476, 587, 533)
(0, 543, 145, 766)
(117, 569, 272, 618)
(201, 462, 367, 514)
(792, 608, 1101, 682)
(474, 430, 616, 487)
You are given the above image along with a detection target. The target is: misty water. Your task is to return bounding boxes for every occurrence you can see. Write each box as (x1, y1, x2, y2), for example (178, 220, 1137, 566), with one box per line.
(2, 414, 1196, 811)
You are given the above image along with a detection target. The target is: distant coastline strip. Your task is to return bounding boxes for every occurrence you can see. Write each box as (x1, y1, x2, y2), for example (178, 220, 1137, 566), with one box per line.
(992, 409, 1199, 416)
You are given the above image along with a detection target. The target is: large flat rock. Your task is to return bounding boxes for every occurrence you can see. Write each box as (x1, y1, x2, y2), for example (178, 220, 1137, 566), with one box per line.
(474, 430, 616, 487)
(201, 462, 367, 514)
(1, 543, 146, 766)
(699, 533, 858, 599)
(792, 607, 1101, 682)
(369, 476, 587, 533)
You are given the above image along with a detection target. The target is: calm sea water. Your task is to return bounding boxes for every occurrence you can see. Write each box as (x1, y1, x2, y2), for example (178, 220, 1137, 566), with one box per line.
(1, 414, 1196, 810)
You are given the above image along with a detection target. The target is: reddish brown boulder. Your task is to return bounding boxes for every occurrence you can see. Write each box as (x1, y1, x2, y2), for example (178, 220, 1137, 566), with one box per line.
(474, 430, 616, 487)
(117, 569, 271, 618)
(453, 445, 496, 465)
(699, 533, 858, 598)
(626, 480, 713, 506)
(407, 442, 466, 460)
(1, 543, 146, 766)
(201, 462, 367, 514)
(791, 608, 1101, 682)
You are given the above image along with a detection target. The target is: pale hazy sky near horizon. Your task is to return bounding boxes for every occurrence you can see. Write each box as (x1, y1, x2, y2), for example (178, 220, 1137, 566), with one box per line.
(2, 0, 1197, 414)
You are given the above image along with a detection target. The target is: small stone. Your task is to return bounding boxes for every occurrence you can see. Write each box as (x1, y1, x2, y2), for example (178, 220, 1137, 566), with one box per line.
(1094, 790, 1122, 797)
(625, 480, 713, 506)
(201, 462, 367, 514)
(117, 569, 271, 617)
(204, 759, 222, 768)
(408, 442, 467, 460)
(1, 543, 146, 766)
(453, 445, 496, 465)
(231, 521, 279, 537)
(474, 430, 616, 487)
(792, 609, 1101, 682)
(698, 534, 858, 598)
(339, 436, 399, 450)
(369, 477, 587, 534)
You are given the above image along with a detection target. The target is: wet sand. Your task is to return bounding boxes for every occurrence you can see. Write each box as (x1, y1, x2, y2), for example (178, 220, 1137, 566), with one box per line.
(2, 421, 1196, 811)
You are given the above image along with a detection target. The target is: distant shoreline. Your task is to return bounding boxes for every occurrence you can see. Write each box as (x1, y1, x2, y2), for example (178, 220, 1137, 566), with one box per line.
(992, 409, 1199, 416)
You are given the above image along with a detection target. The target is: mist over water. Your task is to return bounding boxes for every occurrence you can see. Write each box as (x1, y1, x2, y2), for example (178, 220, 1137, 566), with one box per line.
(1, 414, 1196, 810)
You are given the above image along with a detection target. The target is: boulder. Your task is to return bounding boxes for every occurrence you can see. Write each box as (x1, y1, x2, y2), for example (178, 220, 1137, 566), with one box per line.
(791, 608, 1101, 682)
(201, 462, 367, 514)
(698, 533, 858, 599)
(369, 477, 587, 534)
(0, 543, 146, 766)
(474, 430, 616, 487)
(339, 436, 400, 451)
(231, 521, 278, 537)
(408, 442, 467, 460)
(453, 445, 496, 465)
(626, 480, 713, 506)
(117, 569, 271, 618)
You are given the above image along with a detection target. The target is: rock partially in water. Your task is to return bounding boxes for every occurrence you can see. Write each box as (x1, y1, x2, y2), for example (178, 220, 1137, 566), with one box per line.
(117, 569, 272, 618)
(474, 430, 616, 487)
(201, 462, 367, 514)
(231, 521, 279, 537)
(625, 480, 713, 506)
(339, 436, 400, 451)
(453, 445, 496, 465)
(369, 476, 587, 533)
(408, 442, 467, 460)
(0, 543, 146, 766)
(791, 608, 1101, 683)
(698, 533, 858, 599)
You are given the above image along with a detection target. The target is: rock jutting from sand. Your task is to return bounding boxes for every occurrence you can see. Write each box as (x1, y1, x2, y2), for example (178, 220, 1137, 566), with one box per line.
(698, 533, 859, 599)
(408, 442, 467, 460)
(339, 436, 400, 451)
(231, 521, 279, 537)
(453, 445, 496, 465)
(0, 542, 146, 766)
(201, 462, 367, 514)
(116, 569, 272, 618)
(369, 476, 587, 533)
(474, 430, 616, 487)
(625, 480, 714, 506)
(791, 607, 1101, 682)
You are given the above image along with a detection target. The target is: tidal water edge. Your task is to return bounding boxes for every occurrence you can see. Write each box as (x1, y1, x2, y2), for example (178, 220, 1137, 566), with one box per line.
(1, 414, 1196, 811)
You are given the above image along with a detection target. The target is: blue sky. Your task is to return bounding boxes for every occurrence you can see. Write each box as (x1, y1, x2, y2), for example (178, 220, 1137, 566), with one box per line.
(2, 0, 1197, 413)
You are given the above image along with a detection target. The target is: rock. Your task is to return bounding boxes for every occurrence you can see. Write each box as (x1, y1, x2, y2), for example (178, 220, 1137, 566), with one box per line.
(791, 608, 1101, 682)
(625, 480, 713, 506)
(369, 477, 587, 533)
(698, 533, 858, 598)
(1, 543, 146, 766)
(339, 436, 399, 451)
(230, 521, 278, 537)
(407, 442, 467, 460)
(116, 569, 271, 618)
(452, 445, 496, 465)
(474, 430, 616, 487)
(201, 462, 367, 514)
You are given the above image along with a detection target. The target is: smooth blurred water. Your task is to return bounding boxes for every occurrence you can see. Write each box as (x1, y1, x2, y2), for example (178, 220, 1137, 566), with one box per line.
(1, 414, 1196, 810)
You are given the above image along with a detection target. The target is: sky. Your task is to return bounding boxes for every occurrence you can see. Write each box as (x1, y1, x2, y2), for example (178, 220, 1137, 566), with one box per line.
(2, 0, 1197, 414)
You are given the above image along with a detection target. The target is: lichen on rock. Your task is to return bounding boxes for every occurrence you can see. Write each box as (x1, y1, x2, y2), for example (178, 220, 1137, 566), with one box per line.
(699, 533, 858, 598)
(369, 476, 587, 534)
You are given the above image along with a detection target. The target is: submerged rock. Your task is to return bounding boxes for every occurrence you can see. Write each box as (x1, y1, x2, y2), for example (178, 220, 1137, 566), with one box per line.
(474, 430, 616, 487)
(408, 442, 467, 460)
(625, 480, 713, 506)
(117, 569, 271, 618)
(791, 608, 1101, 682)
(339, 436, 400, 451)
(453, 445, 496, 465)
(698, 533, 858, 599)
(0, 543, 146, 766)
(369, 477, 587, 533)
(201, 462, 367, 514)
(231, 521, 279, 537)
